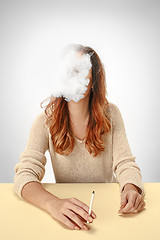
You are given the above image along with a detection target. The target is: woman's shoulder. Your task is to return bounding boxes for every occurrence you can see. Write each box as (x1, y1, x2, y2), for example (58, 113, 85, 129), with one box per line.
(34, 111, 46, 122)
(107, 102, 126, 129)
(107, 101, 120, 117)
(32, 111, 48, 130)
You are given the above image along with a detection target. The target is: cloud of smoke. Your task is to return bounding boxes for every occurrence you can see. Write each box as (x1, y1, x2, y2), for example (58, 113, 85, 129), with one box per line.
(52, 48, 93, 102)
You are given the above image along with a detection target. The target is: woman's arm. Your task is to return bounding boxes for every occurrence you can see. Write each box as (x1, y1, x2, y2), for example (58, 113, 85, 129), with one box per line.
(14, 113, 95, 231)
(111, 103, 145, 197)
(21, 181, 59, 213)
(122, 183, 142, 194)
(14, 112, 50, 199)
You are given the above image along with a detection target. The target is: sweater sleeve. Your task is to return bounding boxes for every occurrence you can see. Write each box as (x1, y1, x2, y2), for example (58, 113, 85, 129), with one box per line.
(14, 112, 49, 199)
(111, 103, 146, 197)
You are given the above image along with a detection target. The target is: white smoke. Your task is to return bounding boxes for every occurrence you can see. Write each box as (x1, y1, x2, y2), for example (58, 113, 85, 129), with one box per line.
(52, 48, 93, 102)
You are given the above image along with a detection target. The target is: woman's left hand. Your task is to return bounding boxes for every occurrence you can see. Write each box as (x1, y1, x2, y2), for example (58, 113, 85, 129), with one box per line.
(118, 183, 146, 214)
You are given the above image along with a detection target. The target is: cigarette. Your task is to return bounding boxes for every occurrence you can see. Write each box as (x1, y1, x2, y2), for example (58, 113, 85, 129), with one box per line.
(87, 190, 95, 223)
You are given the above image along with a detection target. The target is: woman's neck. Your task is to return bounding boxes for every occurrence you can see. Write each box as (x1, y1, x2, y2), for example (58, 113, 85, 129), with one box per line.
(67, 94, 90, 126)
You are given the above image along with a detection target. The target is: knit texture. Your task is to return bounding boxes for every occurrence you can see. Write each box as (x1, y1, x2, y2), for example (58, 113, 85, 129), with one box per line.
(14, 102, 145, 199)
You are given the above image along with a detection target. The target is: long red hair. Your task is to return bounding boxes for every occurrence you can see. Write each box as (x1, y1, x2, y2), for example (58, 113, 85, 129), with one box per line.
(40, 44, 111, 157)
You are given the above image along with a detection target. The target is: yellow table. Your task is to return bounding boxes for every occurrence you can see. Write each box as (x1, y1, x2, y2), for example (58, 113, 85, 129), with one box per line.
(1, 183, 159, 240)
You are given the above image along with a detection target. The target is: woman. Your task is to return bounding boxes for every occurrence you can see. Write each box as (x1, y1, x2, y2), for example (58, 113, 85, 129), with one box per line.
(14, 43, 146, 231)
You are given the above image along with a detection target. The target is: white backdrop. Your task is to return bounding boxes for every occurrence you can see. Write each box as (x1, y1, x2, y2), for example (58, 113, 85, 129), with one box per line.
(0, 0, 160, 183)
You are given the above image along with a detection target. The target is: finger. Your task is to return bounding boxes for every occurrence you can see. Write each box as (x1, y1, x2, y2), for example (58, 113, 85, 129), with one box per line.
(63, 208, 88, 230)
(69, 197, 96, 218)
(134, 195, 142, 209)
(58, 213, 81, 230)
(133, 198, 143, 212)
(139, 201, 146, 212)
(138, 202, 145, 212)
(134, 200, 145, 213)
(130, 195, 145, 213)
(127, 194, 140, 213)
(120, 192, 128, 209)
(68, 202, 93, 223)
(120, 194, 137, 213)
(69, 198, 96, 218)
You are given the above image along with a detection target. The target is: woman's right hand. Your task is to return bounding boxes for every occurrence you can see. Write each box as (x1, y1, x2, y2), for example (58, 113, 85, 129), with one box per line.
(45, 197, 97, 230)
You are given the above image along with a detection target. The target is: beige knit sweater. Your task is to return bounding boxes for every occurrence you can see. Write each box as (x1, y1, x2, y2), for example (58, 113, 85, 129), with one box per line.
(14, 102, 145, 199)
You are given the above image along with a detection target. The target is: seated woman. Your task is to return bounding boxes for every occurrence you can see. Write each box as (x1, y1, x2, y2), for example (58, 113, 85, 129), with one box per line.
(14, 43, 146, 231)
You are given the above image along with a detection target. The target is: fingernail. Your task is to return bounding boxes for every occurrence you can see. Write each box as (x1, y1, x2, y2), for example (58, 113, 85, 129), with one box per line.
(83, 225, 89, 231)
(92, 213, 96, 218)
(75, 226, 80, 230)
(88, 217, 93, 222)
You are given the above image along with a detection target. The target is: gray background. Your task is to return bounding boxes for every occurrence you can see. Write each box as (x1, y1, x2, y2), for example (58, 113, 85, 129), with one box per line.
(0, 0, 160, 183)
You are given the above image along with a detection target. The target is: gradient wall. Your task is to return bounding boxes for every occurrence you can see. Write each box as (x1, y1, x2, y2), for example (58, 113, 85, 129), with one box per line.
(0, 0, 159, 183)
